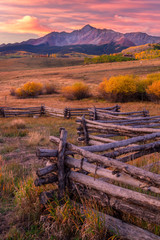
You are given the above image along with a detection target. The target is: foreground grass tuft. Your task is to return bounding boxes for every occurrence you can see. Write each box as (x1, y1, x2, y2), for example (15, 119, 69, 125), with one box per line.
(15, 176, 43, 224)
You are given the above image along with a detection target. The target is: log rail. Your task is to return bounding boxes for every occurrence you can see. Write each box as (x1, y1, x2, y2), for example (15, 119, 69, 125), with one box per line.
(35, 128, 160, 240)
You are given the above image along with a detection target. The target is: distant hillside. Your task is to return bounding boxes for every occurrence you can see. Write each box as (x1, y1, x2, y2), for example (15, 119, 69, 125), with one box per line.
(122, 43, 160, 60)
(0, 25, 160, 55)
(122, 44, 152, 54)
(0, 42, 128, 56)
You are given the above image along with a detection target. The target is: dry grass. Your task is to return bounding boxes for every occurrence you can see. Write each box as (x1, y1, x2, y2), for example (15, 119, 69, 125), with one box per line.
(0, 57, 160, 108)
(7, 119, 26, 129)
(26, 129, 50, 147)
(0, 56, 160, 239)
(15, 175, 43, 223)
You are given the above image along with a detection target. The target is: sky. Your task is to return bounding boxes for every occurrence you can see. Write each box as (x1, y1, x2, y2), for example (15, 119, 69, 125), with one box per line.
(0, 0, 160, 44)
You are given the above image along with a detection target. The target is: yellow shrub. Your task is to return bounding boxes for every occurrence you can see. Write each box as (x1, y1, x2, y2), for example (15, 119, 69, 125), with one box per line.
(62, 82, 90, 100)
(98, 75, 139, 102)
(146, 80, 160, 100)
(137, 72, 160, 99)
(105, 75, 138, 94)
(135, 49, 160, 60)
(98, 78, 108, 98)
(146, 72, 160, 84)
(15, 82, 43, 98)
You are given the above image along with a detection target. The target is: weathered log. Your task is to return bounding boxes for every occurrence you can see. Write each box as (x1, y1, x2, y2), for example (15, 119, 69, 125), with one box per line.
(118, 149, 157, 162)
(36, 148, 58, 158)
(103, 140, 160, 159)
(58, 128, 68, 200)
(133, 123, 160, 128)
(84, 120, 160, 135)
(36, 148, 73, 158)
(50, 132, 160, 153)
(81, 132, 160, 152)
(36, 163, 58, 177)
(46, 113, 64, 117)
(95, 118, 160, 125)
(65, 156, 160, 194)
(69, 182, 160, 225)
(89, 135, 117, 143)
(34, 173, 58, 186)
(79, 206, 160, 240)
(88, 140, 107, 145)
(90, 109, 149, 116)
(66, 142, 160, 187)
(69, 171, 160, 211)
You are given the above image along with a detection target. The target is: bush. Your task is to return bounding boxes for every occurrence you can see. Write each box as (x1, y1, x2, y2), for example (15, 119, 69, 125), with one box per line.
(43, 83, 57, 94)
(146, 72, 160, 84)
(62, 82, 90, 100)
(146, 80, 160, 100)
(135, 49, 160, 60)
(84, 53, 135, 64)
(98, 75, 140, 102)
(15, 82, 43, 98)
(10, 87, 16, 96)
(98, 78, 108, 98)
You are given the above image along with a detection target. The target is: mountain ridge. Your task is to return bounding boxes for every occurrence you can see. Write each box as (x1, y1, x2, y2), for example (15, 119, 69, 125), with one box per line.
(0, 25, 160, 55)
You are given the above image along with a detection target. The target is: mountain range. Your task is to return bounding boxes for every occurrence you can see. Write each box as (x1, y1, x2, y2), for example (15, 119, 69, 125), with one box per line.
(1, 25, 160, 55)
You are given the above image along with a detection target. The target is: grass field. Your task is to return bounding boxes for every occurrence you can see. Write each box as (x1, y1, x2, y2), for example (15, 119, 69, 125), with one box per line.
(0, 56, 160, 109)
(0, 56, 160, 239)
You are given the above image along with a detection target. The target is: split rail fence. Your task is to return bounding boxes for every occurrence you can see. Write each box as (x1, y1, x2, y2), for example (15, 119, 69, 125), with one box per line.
(77, 114, 160, 146)
(0, 106, 45, 118)
(35, 128, 160, 240)
(0, 105, 120, 119)
(89, 107, 149, 121)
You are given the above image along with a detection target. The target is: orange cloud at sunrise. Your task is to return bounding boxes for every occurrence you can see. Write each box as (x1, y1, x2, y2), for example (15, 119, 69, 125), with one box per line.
(0, 0, 159, 44)
(0, 16, 52, 35)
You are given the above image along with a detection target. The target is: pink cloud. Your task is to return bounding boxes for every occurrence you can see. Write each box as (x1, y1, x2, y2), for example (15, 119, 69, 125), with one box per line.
(0, 16, 52, 35)
(0, 0, 160, 43)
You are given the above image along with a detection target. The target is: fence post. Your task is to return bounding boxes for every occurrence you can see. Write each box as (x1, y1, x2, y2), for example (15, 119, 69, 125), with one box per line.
(116, 105, 120, 112)
(82, 115, 89, 145)
(57, 128, 68, 202)
(40, 104, 45, 116)
(0, 107, 5, 117)
(93, 106, 97, 120)
(64, 107, 68, 118)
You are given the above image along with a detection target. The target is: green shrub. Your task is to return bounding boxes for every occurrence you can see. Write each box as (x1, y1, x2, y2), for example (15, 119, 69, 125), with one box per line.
(15, 82, 43, 98)
(84, 53, 135, 64)
(62, 82, 91, 100)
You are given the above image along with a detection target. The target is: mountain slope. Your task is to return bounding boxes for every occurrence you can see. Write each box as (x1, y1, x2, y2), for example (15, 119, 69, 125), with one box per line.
(24, 24, 160, 47)
(0, 25, 160, 55)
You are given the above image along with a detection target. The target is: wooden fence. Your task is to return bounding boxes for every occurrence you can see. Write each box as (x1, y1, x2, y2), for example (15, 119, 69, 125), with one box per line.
(76, 114, 160, 145)
(35, 128, 160, 240)
(0, 105, 120, 119)
(0, 106, 44, 118)
(89, 107, 149, 120)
